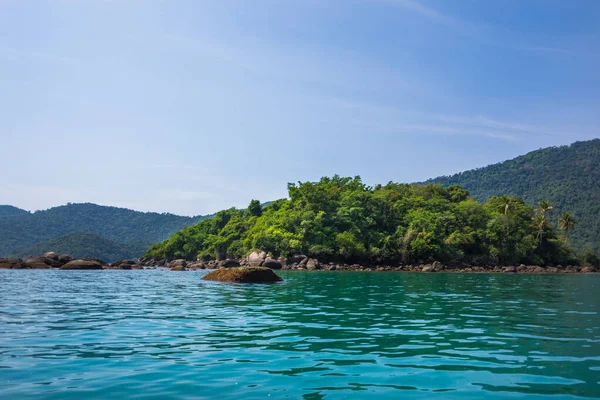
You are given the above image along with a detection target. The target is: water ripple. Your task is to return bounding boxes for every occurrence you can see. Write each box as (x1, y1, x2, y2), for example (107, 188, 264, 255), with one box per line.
(0, 270, 599, 399)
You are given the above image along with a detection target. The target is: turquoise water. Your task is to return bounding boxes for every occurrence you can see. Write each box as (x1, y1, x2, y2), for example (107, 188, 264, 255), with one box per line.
(1, 270, 599, 399)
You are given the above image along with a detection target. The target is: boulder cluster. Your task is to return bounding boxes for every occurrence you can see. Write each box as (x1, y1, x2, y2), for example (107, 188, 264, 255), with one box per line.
(0, 252, 144, 270)
(140, 251, 596, 274)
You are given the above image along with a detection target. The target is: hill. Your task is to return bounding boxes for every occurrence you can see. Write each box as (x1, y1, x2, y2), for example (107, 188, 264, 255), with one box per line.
(426, 139, 600, 253)
(143, 176, 574, 266)
(0, 205, 29, 219)
(0, 203, 209, 259)
(10, 232, 148, 262)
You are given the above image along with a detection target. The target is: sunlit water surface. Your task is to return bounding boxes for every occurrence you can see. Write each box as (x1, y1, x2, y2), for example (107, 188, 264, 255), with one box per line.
(1, 270, 599, 399)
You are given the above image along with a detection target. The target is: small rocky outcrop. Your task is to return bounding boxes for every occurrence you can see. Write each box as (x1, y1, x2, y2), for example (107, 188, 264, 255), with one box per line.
(187, 262, 206, 270)
(582, 266, 596, 273)
(502, 266, 517, 273)
(219, 259, 241, 268)
(202, 267, 283, 283)
(170, 265, 186, 271)
(60, 260, 104, 270)
(263, 257, 282, 270)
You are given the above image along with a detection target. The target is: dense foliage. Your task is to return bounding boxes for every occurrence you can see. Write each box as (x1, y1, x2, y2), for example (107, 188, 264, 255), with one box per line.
(428, 139, 600, 254)
(0, 203, 209, 258)
(0, 205, 29, 219)
(10, 233, 148, 262)
(144, 176, 575, 266)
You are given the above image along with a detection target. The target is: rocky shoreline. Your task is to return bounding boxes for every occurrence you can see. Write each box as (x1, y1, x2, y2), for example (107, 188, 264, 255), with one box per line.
(1, 250, 596, 274)
(139, 251, 598, 274)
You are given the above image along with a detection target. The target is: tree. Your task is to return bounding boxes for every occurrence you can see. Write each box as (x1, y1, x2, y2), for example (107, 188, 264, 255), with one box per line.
(536, 200, 553, 215)
(558, 212, 576, 239)
(247, 199, 262, 217)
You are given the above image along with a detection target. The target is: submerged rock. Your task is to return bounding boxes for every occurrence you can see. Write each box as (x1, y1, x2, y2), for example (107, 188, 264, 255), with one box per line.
(60, 260, 104, 270)
(202, 267, 283, 283)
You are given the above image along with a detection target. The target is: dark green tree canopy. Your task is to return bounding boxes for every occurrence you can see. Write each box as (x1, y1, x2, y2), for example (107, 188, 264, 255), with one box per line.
(144, 175, 575, 266)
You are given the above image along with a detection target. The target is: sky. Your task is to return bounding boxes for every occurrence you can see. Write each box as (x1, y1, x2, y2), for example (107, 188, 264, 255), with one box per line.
(1, 0, 599, 216)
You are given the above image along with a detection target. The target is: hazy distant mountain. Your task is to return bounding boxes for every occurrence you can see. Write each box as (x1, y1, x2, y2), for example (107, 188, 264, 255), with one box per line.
(427, 139, 600, 253)
(0, 203, 210, 260)
(10, 232, 149, 262)
(0, 205, 29, 219)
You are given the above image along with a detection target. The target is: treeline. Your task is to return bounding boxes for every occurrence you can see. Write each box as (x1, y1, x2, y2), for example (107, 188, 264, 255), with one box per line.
(428, 139, 600, 254)
(10, 232, 148, 262)
(144, 176, 581, 266)
(0, 203, 209, 257)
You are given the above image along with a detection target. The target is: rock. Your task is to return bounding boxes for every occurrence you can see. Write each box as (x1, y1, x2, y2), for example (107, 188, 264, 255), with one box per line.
(111, 259, 136, 267)
(291, 255, 307, 264)
(278, 257, 288, 267)
(131, 264, 143, 269)
(432, 261, 444, 271)
(23, 256, 62, 268)
(83, 258, 108, 266)
(248, 251, 266, 266)
(187, 262, 206, 270)
(422, 265, 435, 273)
(171, 266, 186, 271)
(306, 258, 320, 270)
(582, 266, 596, 273)
(0, 258, 22, 269)
(168, 259, 187, 268)
(22, 257, 53, 269)
(298, 257, 309, 268)
(60, 260, 104, 270)
(263, 257, 282, 269)
(58, 254, 73, 264)
(118, 264, 133, 270)
(44, 252, 59, 261)
(202, 267, 283, 283)
(502, 266, 517, 273)
(219, 259, 241, 268)
(547, 267, 559, 273)
(533, 266, 546, 273)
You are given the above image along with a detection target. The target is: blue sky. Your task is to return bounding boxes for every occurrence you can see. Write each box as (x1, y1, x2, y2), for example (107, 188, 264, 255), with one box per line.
(1, 0, 598, 216)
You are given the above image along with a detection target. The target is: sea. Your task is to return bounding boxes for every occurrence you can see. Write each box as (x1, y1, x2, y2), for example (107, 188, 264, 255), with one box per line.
(1, 270, 599, 399)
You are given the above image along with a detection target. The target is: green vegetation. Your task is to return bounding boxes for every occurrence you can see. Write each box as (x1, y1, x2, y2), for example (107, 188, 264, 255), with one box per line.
(427, 139, 600, 255)
(0, 205, 29, 219)
(10, 233, 148, 262)
(0, 203, 209, 259)
(144, 176, 575, 266)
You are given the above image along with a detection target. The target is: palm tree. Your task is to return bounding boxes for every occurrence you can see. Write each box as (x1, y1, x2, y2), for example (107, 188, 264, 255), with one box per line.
(558, 212, 576, 236)
(534, 213, 550, 247)
(536, 200, 553, 215)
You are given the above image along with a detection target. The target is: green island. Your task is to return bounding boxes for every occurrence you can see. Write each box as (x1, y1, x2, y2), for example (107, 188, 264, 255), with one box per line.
(141, 175, 598, 271)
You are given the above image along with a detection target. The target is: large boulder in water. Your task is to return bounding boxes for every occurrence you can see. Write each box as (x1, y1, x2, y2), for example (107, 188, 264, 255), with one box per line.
(60, 260, 104, 270)
(202, 267, 283, 283)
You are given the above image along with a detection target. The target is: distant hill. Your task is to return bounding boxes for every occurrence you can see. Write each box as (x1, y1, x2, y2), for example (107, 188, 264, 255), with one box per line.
(0, 203, 210, 260)
(427, 139, 600, 253)
(0, 205, 29, 219)
(10, 232, 148, 262)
